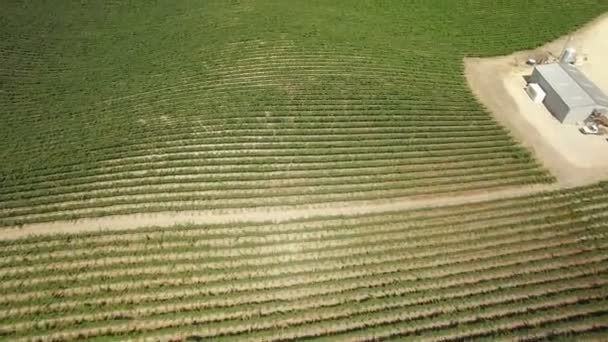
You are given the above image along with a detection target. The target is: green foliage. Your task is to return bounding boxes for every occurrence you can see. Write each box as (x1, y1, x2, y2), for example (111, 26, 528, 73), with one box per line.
(1, 3, 608, 338)
(0, 183, 607, 340)
(0, 1, 606, 222)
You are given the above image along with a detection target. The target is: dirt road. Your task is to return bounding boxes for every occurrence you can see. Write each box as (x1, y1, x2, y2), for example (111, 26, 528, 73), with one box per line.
(0, 183, 557, 240)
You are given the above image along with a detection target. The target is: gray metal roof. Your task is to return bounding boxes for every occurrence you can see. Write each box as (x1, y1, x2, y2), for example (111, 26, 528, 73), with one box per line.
(534, 63, 608, 109)
(561, 63, 608, 107)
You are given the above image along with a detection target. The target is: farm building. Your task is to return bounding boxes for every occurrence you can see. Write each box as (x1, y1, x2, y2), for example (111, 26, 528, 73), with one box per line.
(529, 63, 608, 124)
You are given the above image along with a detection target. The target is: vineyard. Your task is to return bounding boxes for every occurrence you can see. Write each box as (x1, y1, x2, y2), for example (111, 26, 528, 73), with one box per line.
(0, 182, 607, 340)
(2, 0, 608, 341)
(2, 1, 608, 226)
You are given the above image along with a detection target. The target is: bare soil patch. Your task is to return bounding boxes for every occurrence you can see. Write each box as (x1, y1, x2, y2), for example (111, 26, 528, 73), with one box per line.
(0, 184, 555, 240)
(465, 14, 608, 187)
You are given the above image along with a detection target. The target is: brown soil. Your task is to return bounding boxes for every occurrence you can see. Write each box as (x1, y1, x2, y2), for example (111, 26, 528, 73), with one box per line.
(464, 13, 608, 187)
(0, 184, 556, 240)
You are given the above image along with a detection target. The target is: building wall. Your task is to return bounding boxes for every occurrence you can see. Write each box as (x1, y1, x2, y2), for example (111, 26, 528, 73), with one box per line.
(563, 105, 595, 124)
(544, 92, 570, 123)
(530, 69, 570, 123)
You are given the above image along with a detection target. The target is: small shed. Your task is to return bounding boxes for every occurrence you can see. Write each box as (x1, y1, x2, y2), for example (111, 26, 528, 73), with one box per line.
(529, 63, 608, 124)
(526, 83, 546, 104)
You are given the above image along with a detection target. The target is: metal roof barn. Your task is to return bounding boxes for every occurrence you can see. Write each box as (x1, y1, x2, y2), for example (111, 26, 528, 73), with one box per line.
(529, 63, 608, 124)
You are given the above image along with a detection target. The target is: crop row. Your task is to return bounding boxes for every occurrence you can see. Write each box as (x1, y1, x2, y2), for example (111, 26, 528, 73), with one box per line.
(2, 144, 529, 188)
(3, 124, 509, 180)
(9, 87, 481, 118)
(4, 247, 605, 328)
(0, 177, 544, 228)
(5, 115, 498, 160)
(90, 126, 506, 151)
(2, 227, 604, 316)
(4, 252, 605, 334)
(4, 115, 500, 156)
(0, 186, 607, 338)
(9, 104, 493, 150)
(13, 270, 605, 340)
(1, 153, 523, 202)
(0, 163, 542, 210)
(2, 181, 598, 254)
(9, 86, 481, 121)
(2, 187, 605, 272)
(2, 229, 604, 314)
(7, 124, 489, 152)
(5, 125, 504, 158)
(0, 157, 529, 210)
(0, 169, 548, 227)
(4, 131, 504, 183)
(1, 189, 588, 266)
(2, 213, 604, 307)
(7, 71, 475, 112)
(11, 271, 607, 341)
(2, 204, 601, 285)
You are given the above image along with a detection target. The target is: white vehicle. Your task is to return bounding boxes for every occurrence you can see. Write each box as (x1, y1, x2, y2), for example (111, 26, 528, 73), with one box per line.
(579, 123, 600, 135)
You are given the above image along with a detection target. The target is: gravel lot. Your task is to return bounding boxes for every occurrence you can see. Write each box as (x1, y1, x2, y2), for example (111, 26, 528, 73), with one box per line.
(465, 14, 608, 186)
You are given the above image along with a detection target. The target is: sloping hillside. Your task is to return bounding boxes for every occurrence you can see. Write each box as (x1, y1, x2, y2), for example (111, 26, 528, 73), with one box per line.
(3, 1, 608, 341)
(2, 1, 607, 226)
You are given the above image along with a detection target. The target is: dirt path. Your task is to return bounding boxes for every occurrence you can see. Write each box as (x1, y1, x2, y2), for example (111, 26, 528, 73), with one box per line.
(0, 183, 557, 240)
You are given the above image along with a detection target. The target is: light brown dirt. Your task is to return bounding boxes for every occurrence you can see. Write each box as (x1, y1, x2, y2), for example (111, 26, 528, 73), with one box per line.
(0, 184, 556, 240)
(464, 13, 608, 187)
